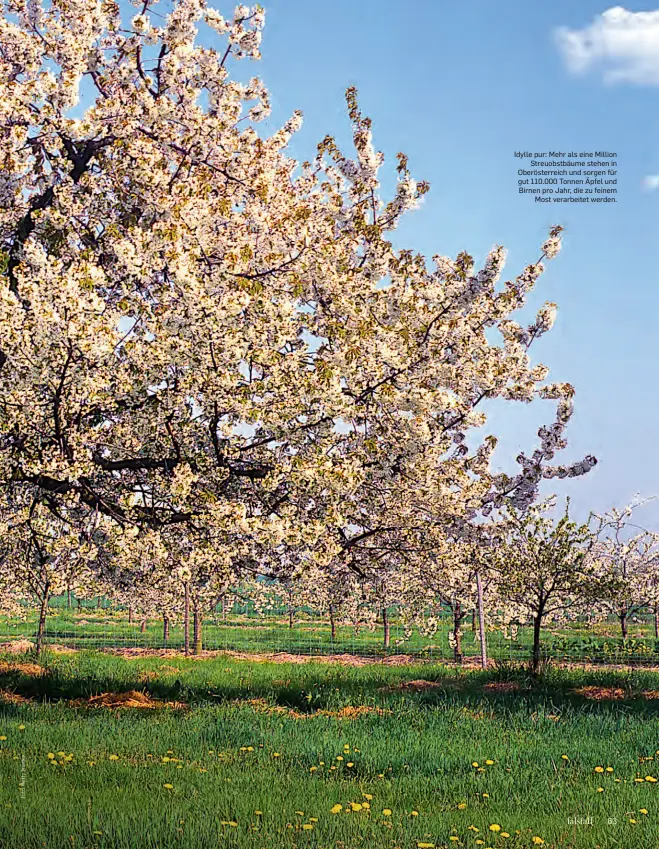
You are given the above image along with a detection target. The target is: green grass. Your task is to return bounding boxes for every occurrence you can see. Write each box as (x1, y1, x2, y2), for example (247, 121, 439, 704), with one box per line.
(2, 650, 659, 847)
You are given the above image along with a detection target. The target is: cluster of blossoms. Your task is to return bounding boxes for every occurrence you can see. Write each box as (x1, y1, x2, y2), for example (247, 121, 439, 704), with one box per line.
(0, 0, 598, 647)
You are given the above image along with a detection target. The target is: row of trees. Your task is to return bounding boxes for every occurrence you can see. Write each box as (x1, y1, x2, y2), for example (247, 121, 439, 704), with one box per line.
(0, 0, 609, 666)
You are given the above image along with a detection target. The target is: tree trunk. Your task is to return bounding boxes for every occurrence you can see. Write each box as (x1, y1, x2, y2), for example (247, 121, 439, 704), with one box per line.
(471, 608, 477, 632)
(329, 604, 337, 642)
(476, 572, 487, 669)
(619, 611, 628, 640)
(288, 590, 294, 629)
(183, 581, 190, 656)
(193, 605, 202, 655)
(97, 596, 101, 609)
(453, 603, 464, 664)
(531, 612, 543, 674)
(382, 607, 390, 650)
(140, 617, 147, 633)
(66, 586, 71, 610)
(128, 607, 133, 625)
(654, 605, 658, 640)
(163, 615, 169, 648)
(35, 585, 50, 656)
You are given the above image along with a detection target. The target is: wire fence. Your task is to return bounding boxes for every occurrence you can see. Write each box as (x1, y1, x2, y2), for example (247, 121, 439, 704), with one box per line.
(2, 596, 659, 666)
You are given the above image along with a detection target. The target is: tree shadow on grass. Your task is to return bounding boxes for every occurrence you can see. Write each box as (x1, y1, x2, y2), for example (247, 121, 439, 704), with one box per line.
(2, 651, 659, 720)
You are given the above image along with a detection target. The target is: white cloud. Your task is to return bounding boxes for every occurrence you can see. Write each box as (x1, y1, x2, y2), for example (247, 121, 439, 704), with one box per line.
(555, 6, 659, 85)
(642, 174, 659, 190)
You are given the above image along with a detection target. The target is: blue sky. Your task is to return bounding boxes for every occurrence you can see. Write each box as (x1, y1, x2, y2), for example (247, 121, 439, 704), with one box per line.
(230, 0, 658, 526)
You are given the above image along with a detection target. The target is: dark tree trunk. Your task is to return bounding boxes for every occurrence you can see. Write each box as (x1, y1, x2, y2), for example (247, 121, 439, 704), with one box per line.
(128, 607, 133, 624)
(531, 610, 544, 674)
(619, 611, 628, 640)
(288, 590, 294, 629)
(97, 596, 101, 609)
(453, 603, 464, 664)
(35, 584, 50, 656)
(476, 572, 487, 669)
(140, 617, 147, 633)
(329, 604, 337, 642)
(471, 608, 477, 632)
(382, 607, 390, 650)
(184, 582, 190, 656)
(163, 615, 169, 648)
(654, 605, 659, 640)
(193, 605, 202, 655)
(66, 586, 71, 610)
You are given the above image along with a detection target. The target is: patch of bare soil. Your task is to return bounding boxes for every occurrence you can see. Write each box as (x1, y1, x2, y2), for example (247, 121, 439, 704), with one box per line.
(640, 690, 659, 700)
(238, 698, 389, 720)
(47, 644, 77, 654)
(0, 640, 35, 654)
(0, 689, 31, 704)
(483, 681, 522, 694)
(70, 689, 188, 710)
(572, 686, 627, 701)
(0, 661, 44, 676)
(380, 678, 458, 693)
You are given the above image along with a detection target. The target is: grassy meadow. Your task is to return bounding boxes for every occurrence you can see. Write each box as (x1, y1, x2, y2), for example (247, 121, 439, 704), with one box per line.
(2, 648, 659, 848)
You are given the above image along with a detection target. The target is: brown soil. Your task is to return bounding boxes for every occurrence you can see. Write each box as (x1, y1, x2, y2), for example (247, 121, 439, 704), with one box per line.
(572, 686, 627, 700)
(0, 640, 35, 653)
(380, 678, 454, 693)
(0, 689, 31, 704)
(0, 661, 44, 676)
(482, 681, 522, 693)
(70, 689, 188, 710)
(238, 697, 389, 720)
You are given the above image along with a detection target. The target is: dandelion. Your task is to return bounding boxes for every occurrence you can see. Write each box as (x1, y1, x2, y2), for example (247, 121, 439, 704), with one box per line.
(336, 756, 343, 761)
(309, 766, 317, 772)
(383, 809, 392, 816)
(597, 788, 604, 793)
(0, 736, 6, 741)
(646, 776, 657, 782)
(47, 753, 55, 760)
(532, 838, 545, 845)
(485, 759, 494, 765)
(347, 762, 354, 767)
(295, 811, 304, 816)
(458, 803, 467, 809)
(606, 767, 614, 772)
(594, 766, 604, 773)
(472, 762, 479, 767)
(309, 817, 318, 822)
(501, 833, 510, 838)
(449, 838, 459, 842)
(302, 824, 313, 830)
(640, 809, 648, 815)
(17, 725, 25, 731)
(273, 752, 280, 758)
(561, 755, 569, 761)
(163, 784, 173, 789)
(109, 754, 119, 761)
(350, 802, 362, 812)
(362, 794, 373, 800)
(330, 804, 342, 814)
(489, 824, 501, 832)
(417, 843, 435, 848)
(629, 819, 637, 824)
(411, 810, 419, 816)
(482, 793, 489, 798)
(254, 811, 262, 816)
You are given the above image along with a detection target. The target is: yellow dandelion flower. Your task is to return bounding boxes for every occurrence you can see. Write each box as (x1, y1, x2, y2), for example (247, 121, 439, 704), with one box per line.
(330, 804, 342, 814)
(362, 801, 370, 809)
(640, 809, 648, 815)
(163, 784, 173, 789)
(350, 802, 362, 812)
(629, 819, 637, 824)
(411, 810, 419, 816)
(362, 793, 373, 800)
(382, 808, 392, 816)
(47, 753, 55, 760)
(17, 725, 25, 731)
(347, 762, 354, 768)
(449, 838, 459, 842)
(228, 821, 237, 827)
(594, 766, 604, 773)
(475, 842, 485, 847)
(309, 766, 317, 772)
(336, 756, 343, 761)
(295, 811, 304, 816)
(501, 833, 510, 839)
(0, 736, 6, 742)
(472, 761, 479, 767)
(468, 826, 479, 832)
(302, 824, 313, 830)
(646, 776, 657, 782)
(561, 755, 569, 761)
(309, 817, 318, 822)
(482, 793, 489, 798)
(254, 811, 262, 816)
(485, 759, 494, 765)
(597, 788, 604, 793)
(458, 803, 467, 809)
(489, 824, 501, 832)
(108, 754, 119, 761)
(273, 752, 280, 758)
(417, 843, 435, 848)
(606, 767, 614, 772)
(532, 838, 544, 845)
